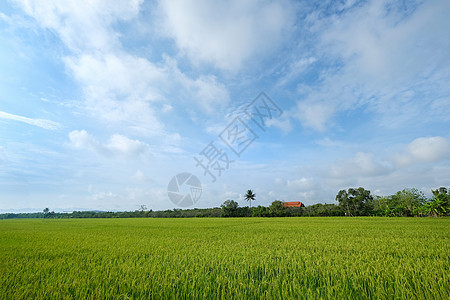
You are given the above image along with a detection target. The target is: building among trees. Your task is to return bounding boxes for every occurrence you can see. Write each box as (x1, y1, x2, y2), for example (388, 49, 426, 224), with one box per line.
(283, 201, 305, 208)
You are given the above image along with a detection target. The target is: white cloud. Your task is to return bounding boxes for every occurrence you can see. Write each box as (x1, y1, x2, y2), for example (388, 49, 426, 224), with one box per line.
(407, 137, 450, 162)
(0, 110, 61, 130)
(286, 177, 315, 191)
(64, 53, 167, 133)
(330, 152, 393, 178)
(395, 136, 450, 166)
(164, 57, 230, 113)
(276, 56, 317, 87)
(190, 75, 230, 114)
(295, 102, 335, 132)
(266, 112, 292, 134)
(13, 0, 143, 52)
(294, 0, 450, 131)
(107, 134, 149, 156)
(69, 130, 150, 157)
(65, 53, 230, 129)
(69, 130, 99, 149)
(271, 177, 318, 203)
(89, 191, 120, 203)
(157, 0, 294, 71)
(313, 136, 450, 197)
(161, 104, 173, 114)
(15, 0, 230, 137)
(133, 170, 146, 182)
(321, 0, 450, 83)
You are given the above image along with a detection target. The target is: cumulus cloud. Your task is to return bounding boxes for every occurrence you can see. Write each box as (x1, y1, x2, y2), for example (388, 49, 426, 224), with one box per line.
(157, 0, 294, 71)
(64, 53, 167, 133)
(69, 130, 98, 149)
(106, 134, 149, 156)
(315, 136, 450, 195)
(69, 130, 150, 157)
(395, 136, 450, 166)
(65, 53, 230, 132)
(15, 0, 230, 136)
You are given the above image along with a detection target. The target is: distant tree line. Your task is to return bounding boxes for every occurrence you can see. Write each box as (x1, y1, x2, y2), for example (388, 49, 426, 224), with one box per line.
(1, 187, 448, 220)
(336, 187, 449, 217)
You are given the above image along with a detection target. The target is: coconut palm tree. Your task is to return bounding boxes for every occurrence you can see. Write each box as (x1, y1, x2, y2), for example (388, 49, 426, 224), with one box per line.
(245, 190, 256, 209)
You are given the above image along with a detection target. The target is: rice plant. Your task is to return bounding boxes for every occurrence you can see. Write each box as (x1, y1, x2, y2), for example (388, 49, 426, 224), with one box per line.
(1, 217, 448, 299)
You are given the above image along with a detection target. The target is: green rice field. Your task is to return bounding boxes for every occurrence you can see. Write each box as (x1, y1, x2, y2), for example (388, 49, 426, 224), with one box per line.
(1, 217, 449, 299)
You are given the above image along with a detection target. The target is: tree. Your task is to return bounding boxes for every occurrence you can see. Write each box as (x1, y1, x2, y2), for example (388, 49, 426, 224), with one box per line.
(252, 205, 269, 217)
(221, 200, 239, 217)
(336, 187, 374, 216)
(269, 200, 287, 217)
(375, 188, 426, 217)
(244, 190, 256, 209)
(432, 187, 448, 196)
(421, 187, 450, 217)
(43, 208, 50, 214)
(306, 203, 343, 216)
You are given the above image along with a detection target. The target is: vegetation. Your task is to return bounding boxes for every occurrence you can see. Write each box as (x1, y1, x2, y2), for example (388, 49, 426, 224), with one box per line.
(244, 189, 256, 208)
(1, 218, 448, 299)
(1, 187, 449, 220)
(221, 200, 250, 217)
(375, 188, 426, 217)
(336, 187, 374, 216)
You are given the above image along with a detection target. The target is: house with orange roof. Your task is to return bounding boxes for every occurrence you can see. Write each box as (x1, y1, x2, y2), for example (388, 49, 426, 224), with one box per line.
(283, 201, 305, 208)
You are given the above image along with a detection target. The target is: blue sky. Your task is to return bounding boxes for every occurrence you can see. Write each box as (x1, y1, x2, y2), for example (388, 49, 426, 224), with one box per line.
(1, 0, 449, 212)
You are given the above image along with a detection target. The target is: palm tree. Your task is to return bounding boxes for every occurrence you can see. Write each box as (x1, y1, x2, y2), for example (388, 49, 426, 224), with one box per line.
(245, 190, 256, 209)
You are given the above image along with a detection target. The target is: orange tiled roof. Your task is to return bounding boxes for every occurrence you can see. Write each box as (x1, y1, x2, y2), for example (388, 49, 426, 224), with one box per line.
(283, 201, 304, 207)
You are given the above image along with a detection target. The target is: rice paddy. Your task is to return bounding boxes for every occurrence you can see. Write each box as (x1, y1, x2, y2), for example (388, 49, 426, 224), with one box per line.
(1, 217, 449, 299)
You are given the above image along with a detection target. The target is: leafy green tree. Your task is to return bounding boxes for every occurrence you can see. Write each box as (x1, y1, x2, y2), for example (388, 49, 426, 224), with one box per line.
(336, 187, 374, 216)
(421, 187, 450, 217)
(221, 200, 239, 217)
(269, 200, 287, 217)
(433, 187, 448, 196)
(252, 205, 269, 217)
(43, 208, 50, 214)
(307, 203, 344, 216)
(398, 188, 426, 215)
(244, 190, 256, 209)
(375, 189, 426, 217)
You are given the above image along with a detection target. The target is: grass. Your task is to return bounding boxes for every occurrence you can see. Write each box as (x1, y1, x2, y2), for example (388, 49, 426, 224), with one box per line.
(1, 217, 449, 299)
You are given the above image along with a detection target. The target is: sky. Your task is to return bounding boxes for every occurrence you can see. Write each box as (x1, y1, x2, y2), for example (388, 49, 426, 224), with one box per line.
(0, 0, 449, 212)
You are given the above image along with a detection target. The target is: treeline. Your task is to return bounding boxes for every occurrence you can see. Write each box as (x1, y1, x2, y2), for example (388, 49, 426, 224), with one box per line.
(1, 187, 448, 220)
(0, 208, 223, 220)
(336, 187, 449, 217)
(221, 187, 449, 217)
